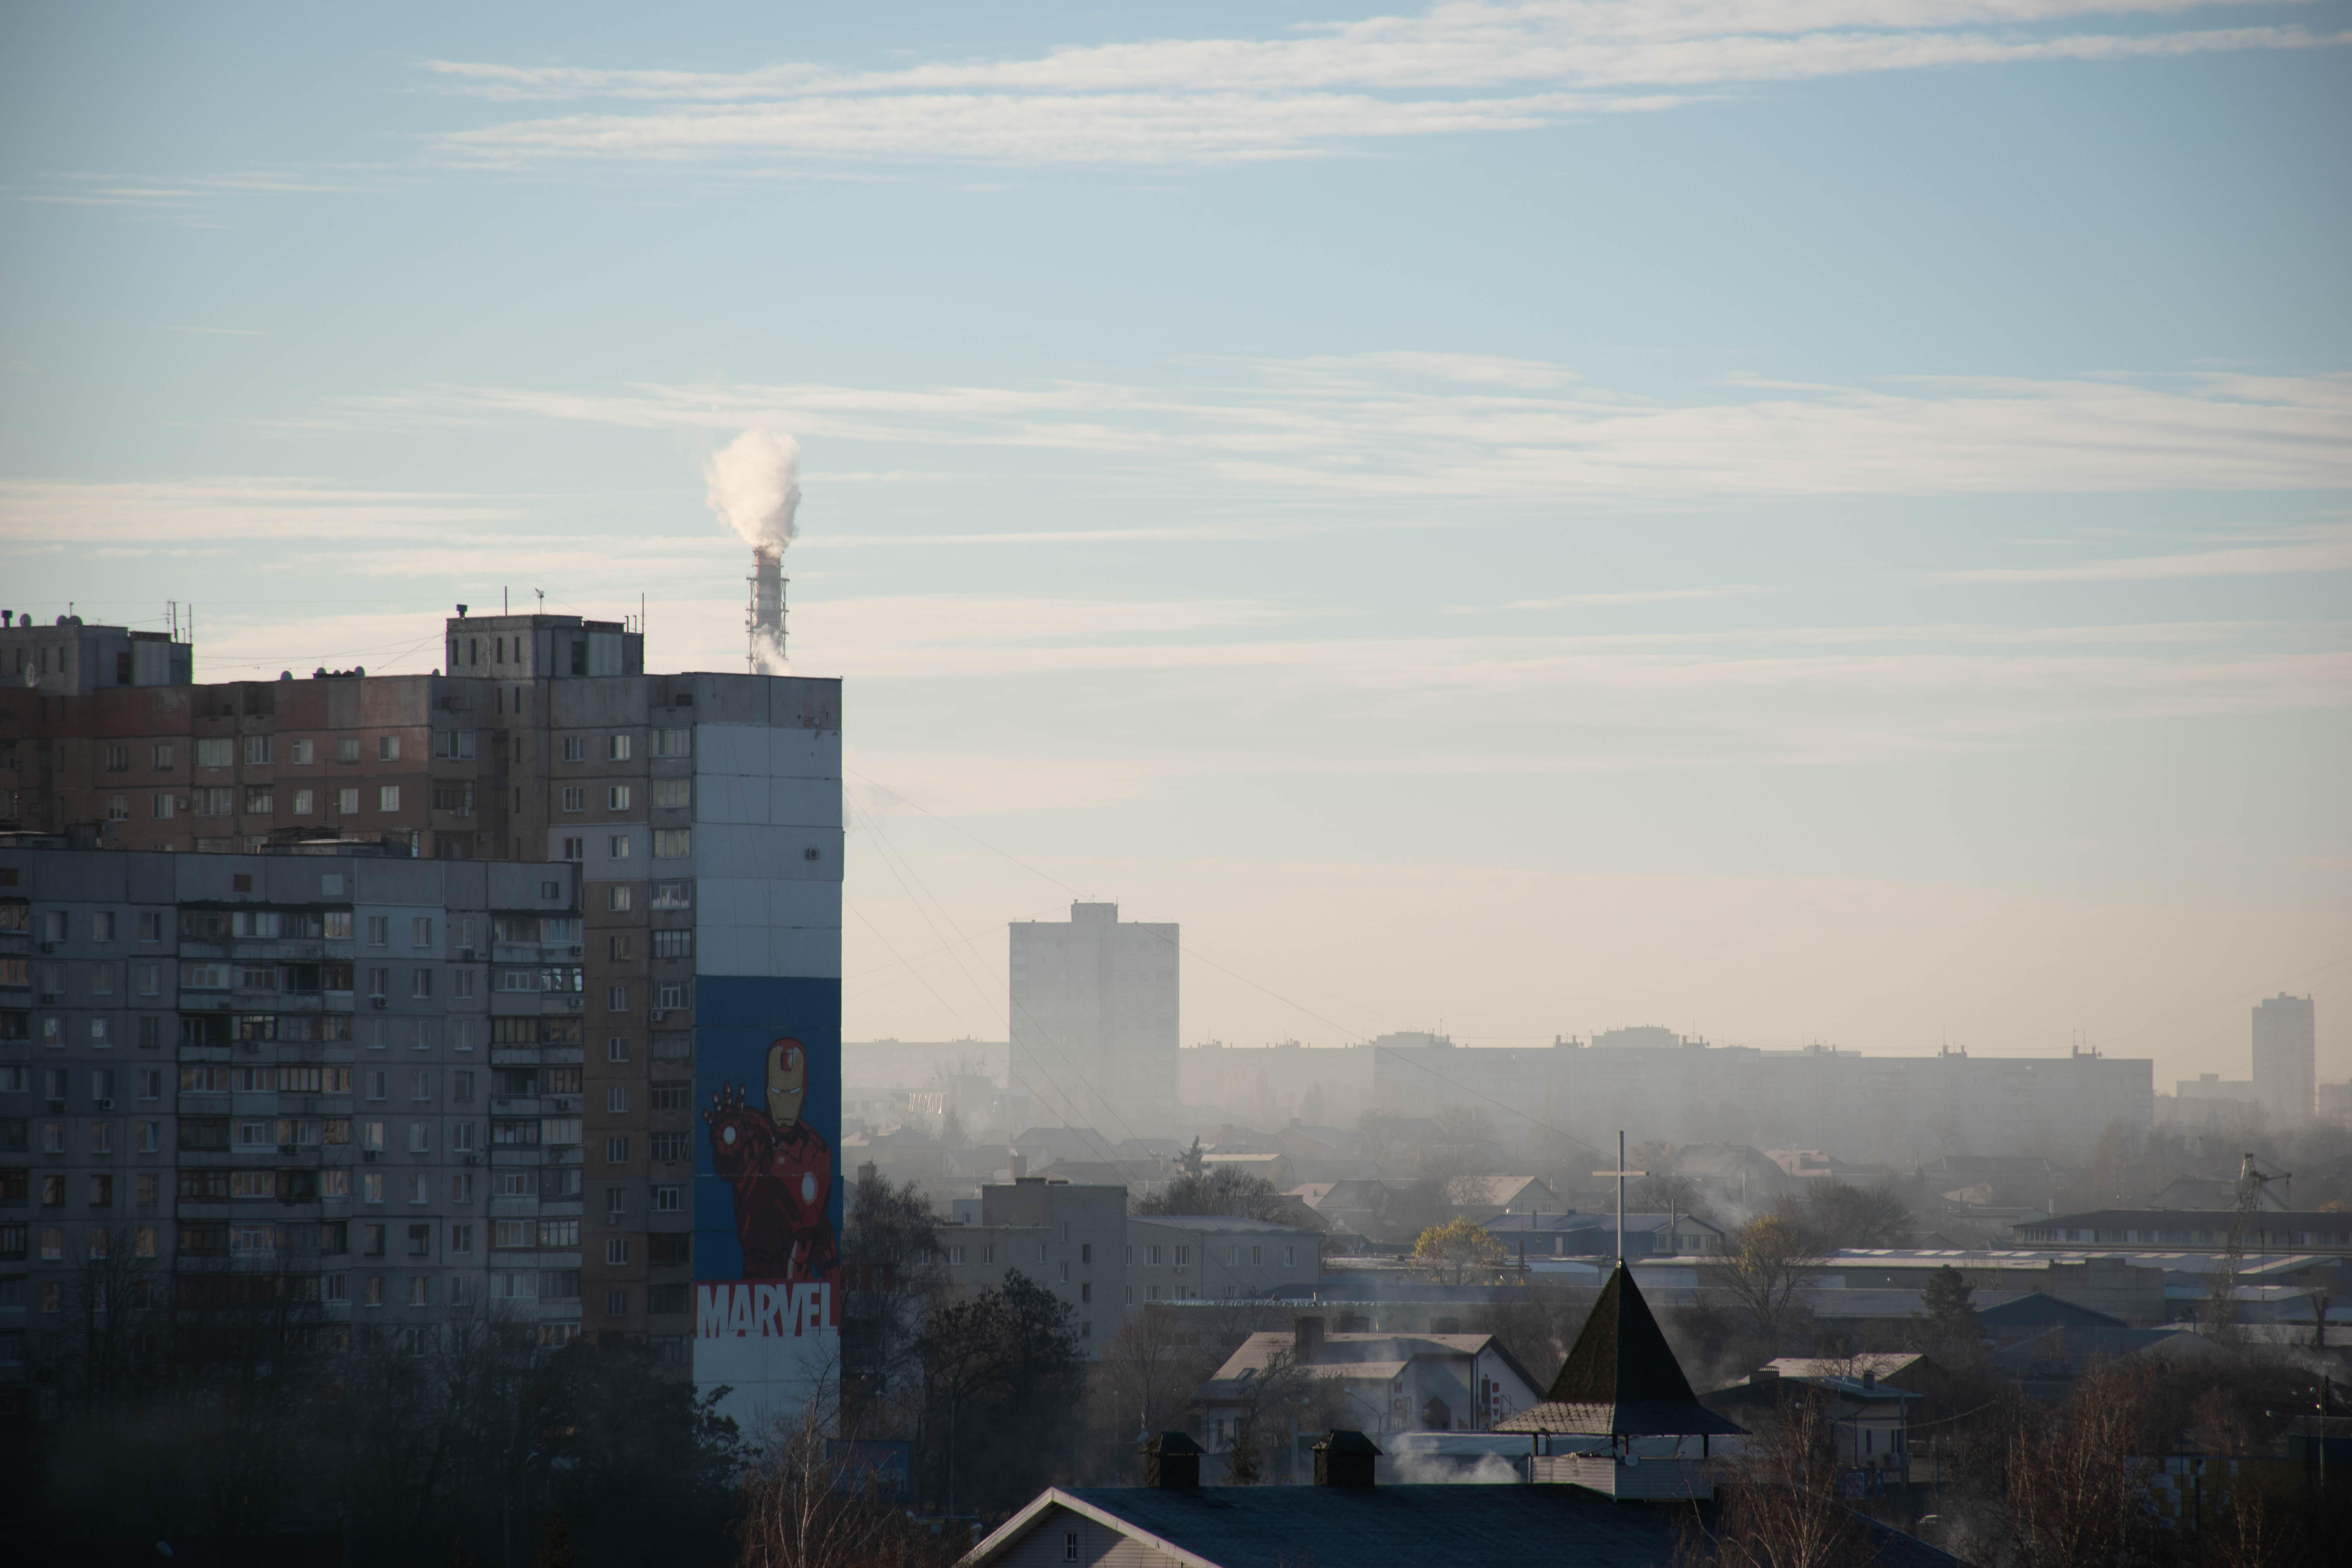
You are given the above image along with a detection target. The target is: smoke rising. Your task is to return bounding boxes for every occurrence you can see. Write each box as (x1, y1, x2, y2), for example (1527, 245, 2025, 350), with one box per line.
(705, 429, 801, 554)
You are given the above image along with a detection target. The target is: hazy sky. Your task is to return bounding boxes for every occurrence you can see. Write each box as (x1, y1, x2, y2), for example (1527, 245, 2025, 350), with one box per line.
(4, 3, 2347, 1088)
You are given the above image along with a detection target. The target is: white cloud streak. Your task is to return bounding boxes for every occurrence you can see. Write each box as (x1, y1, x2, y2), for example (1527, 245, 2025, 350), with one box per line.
(423, 2, 2349, 167)
(347, 360, 2352, 502)
(1942, 525, 2352, 581)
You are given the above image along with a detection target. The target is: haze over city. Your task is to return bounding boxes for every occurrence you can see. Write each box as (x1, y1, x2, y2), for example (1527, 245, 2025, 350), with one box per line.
(9, 5, 2352, 1565)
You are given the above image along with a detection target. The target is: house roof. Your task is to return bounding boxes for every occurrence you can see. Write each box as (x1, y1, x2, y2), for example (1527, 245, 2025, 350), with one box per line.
(1483, 1210, 1722, 1236)
(1973, 1291, 2125, 1331)
(1196, 1332, 1544, 1406)
(960, 1484, 1963, 1568)
(1495, 1264, 1746, 1437)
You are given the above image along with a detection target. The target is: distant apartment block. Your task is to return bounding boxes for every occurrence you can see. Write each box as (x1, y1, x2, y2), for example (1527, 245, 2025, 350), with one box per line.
(2252, 993, 2316, 1127)
(1009, 902, 1177, 1132)
(942, 1177, 1128, 1354)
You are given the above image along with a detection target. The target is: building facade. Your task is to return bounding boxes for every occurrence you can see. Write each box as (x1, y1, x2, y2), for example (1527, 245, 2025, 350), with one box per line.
(0, 610, 843, 1428)
(2252, 994, 2316, 1127)
(0, 843, 586, 1414)
(940, 1177, 1128, 1354)
(1009, 902, 1178, 1133)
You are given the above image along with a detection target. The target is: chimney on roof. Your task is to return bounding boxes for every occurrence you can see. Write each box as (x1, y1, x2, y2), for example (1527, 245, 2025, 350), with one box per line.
(1312, 1430, 1381, 1489)
(1142, 1432, 1202, 1490)
(1009, 1152, 1026, 1181)
(1294, 1314, 1326, 1364)
(1861, 1368, 1876, 1390)
(857, 1161, 877, 1185)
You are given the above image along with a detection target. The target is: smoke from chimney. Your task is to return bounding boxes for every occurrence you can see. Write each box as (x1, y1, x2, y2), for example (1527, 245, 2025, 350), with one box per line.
(704, 430, 800, 675)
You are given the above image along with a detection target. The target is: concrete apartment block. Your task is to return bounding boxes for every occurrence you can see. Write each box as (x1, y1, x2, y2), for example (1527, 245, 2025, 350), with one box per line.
(1009, 902, 1178, 1134)
(942, 1178, 1127, 1354)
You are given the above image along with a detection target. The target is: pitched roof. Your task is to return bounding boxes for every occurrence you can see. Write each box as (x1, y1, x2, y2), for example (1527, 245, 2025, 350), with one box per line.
(1196, 1331, 1545, 1406)
(1495, 1263, 1746, 1437)
(962, 1484, 1963, 1568)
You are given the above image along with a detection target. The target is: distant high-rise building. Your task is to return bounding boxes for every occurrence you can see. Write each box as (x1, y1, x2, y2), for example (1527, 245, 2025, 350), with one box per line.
(1009, 902, 1177, 1132)
(2252, 994, 2316, 1126)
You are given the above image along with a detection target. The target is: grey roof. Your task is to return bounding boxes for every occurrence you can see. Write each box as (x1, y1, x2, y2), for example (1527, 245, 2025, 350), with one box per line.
(1495, 1264, 1745, 1437)
(964, 1484, 1962, 1568)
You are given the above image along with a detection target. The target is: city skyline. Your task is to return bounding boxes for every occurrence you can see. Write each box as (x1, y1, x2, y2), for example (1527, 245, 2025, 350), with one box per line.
(4, 3, 2345, 1087)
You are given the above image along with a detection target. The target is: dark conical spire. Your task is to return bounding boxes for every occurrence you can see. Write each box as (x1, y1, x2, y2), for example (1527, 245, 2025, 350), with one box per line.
(1544, 1261, 1700, 1406)
(1497, 1262, 1745, 1437)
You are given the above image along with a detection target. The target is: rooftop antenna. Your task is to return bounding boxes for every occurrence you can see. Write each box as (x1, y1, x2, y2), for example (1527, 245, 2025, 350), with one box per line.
(534, 588, 544, 612)
(1595, 1131, 1646, 1266)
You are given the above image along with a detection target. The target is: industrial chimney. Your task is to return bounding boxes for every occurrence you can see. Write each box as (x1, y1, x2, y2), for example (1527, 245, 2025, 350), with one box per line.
(746, 546, 786, 673)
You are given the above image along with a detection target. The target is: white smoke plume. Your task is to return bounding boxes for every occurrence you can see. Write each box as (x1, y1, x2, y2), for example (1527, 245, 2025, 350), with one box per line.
(706, 429, 800, 675)
(704, 428, 801, 554)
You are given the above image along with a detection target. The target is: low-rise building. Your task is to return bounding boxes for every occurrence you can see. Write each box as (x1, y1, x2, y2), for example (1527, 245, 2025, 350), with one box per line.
(1127, 1214, 1321, 1304)
(939, 1176, 1125, 1354)
(1195, 1315, 1546, 1456)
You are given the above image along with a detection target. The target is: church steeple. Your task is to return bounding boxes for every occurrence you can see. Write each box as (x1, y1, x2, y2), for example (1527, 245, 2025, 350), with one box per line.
(1497, 1262, 1744, 1439)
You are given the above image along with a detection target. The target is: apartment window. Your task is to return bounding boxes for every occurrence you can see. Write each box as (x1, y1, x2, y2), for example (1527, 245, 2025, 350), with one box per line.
(652, 882, 691, 910)
(290, 739, 314, 764)
(606, 1238, 630, 1266)
(607, 1036, 631, 1063)
(562, 838, 584, 862)
(291, 788, 315, 815)
(606, 1136, 629, 1163)
(652, 1185, 681, 1212)
(152, 742, 175, 769)
(194, 787, 234, 816)
(103, 742, 129, 771)
(410, 969, 432, 999)
(655, 981, 687, 1011)
(1283, 1245, 1297, 1266)
(607, 835, 631, 860)
(377, 736, 400, 762)
(652, 829, 690, 859)
(336, 788, 359, 814)
(243, 786, 273, 814)
(608, 734, 633, 761)
(561, 787, 584, 813)
(561, 736, 586, 762)
(407, 916, 432, 948)
(1147, 1246, 1163, 1265)
(194, 738, 232, 768)
(108, 793, 128, 820)
(651, 929, 691, 959)
(605, 784, 633, 813)
(433, 730, 475, 760)
(650, 1131, 688, 1160)
(651, 727, 691, 759)
(650, 1085, 688, 1112)
(452, 967, 475, 1000)
(452, 1069, 474, 1102)
(366, 916, 388, 946)
(652, 778, 690, 809)
(152, 793, 175, 820)
(338, 738, 361, 764)
(605, 1086, 630, 1114)
(377, 786, 399, 812)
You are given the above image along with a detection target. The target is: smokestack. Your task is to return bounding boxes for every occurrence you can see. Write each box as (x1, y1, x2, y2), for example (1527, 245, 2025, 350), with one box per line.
(747, 546, 786, 674)
(703, 429, 801, 676)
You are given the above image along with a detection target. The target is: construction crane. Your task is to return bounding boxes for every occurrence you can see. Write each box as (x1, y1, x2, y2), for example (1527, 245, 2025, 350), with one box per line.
(2208, 1152, 2291, 1337)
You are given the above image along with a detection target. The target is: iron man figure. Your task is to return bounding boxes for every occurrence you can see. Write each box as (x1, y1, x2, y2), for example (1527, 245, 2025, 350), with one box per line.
(704, 1037, 838, 1283)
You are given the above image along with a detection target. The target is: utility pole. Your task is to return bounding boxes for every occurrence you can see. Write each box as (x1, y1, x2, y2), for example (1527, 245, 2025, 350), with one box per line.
(1593, 1132, 1646, 1267)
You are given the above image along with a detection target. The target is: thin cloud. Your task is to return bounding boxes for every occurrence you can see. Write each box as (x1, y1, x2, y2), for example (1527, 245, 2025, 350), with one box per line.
(343, 362, 2352, 501)
(423, 3, 2349, 168)
(1508, 585, 1772, 608)
(1941, 527, 2352, 583)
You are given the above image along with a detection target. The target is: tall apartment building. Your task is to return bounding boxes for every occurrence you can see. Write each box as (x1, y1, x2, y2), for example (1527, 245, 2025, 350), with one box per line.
(0, 843, 586, 1415)
(2251, 993, 2316, 1127)
(0, 610, 842, 1427)
(1009, 902, 1178, 1134)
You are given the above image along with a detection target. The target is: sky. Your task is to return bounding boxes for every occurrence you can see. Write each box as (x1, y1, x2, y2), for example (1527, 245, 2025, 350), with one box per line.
(3, 2, 2347, 1089)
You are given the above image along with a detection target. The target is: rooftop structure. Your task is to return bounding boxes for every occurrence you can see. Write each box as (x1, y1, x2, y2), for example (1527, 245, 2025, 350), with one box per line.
(1009, 901, 1178, 1133)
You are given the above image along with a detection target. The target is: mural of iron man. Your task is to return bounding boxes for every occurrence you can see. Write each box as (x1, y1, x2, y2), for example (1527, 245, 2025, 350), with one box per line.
(703, 1036, 838, 1283)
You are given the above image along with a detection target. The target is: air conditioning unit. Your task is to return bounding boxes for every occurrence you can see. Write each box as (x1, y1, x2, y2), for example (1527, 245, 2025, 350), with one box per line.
(458, 947, 475, 961)
(98, 1098, 113, 1111)
(370, 997, 387, 1010)
(464, 1152, 480, 1166)
(363, 1149, 379, 1162)
(570, 946, 583, 958)
(649, 1010, 665, 1022)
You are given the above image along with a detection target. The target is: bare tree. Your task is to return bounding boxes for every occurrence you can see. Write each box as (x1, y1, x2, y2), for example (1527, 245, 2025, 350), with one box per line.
(1776, 1183, 1913, 1252)
(1090, 1305, 1217, 1472)
(1708, 1215, 1821, 1342)
(1217, 1348, 1341, 1486)
(2003, 1365, 2171, 1568)
(1681, 1391, 1871, 1568)
(736, 1400, 949, 1568)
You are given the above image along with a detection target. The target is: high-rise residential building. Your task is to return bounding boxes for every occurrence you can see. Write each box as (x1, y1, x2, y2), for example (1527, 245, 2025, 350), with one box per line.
(1008, 902, 1178, 1133)
(0, 609, 842, 1429)
(1, 842, 586, 1417)
(2251, 993, 2316, 1127)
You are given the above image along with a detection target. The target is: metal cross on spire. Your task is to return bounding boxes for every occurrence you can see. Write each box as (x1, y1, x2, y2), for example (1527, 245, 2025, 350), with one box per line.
(1593, 1130, 1647, 1265)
